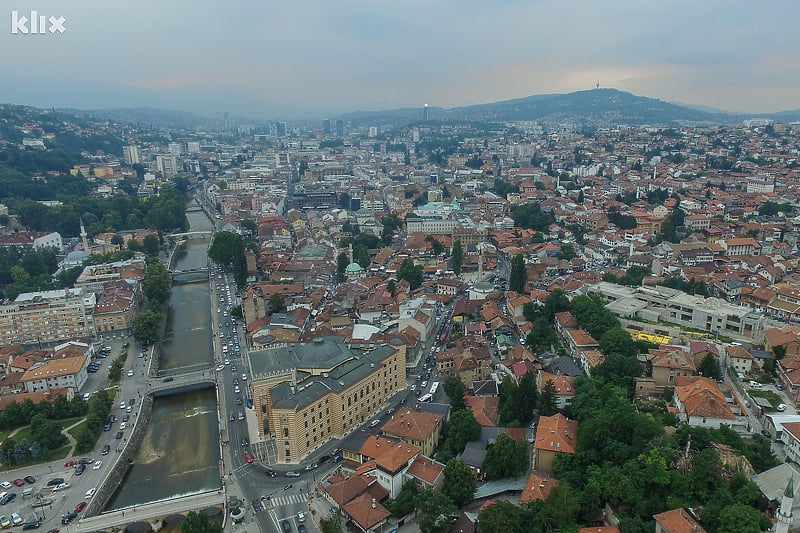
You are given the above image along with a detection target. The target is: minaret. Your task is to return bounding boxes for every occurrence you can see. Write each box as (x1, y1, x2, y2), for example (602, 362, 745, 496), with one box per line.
(348, 243, 354, 263)
(478, 244, 484, 279)
(775, 477, 794, 533)
(79, 217, 90, 253)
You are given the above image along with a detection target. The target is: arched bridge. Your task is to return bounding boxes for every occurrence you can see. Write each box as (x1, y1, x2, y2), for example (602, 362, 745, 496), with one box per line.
(147, 369, 218, 394)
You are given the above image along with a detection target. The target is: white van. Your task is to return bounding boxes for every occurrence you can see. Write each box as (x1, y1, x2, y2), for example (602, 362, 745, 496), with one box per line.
(369, 420, 380, 428)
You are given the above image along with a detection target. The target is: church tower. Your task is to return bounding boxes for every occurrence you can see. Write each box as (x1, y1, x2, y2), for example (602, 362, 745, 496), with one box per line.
(80, 217, 91, 254)
(775, 477, 794, 533)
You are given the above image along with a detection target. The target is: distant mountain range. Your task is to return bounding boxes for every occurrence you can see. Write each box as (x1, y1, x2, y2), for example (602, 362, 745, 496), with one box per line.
(338, 88, 800, 128)
(37, 88, 800, 129)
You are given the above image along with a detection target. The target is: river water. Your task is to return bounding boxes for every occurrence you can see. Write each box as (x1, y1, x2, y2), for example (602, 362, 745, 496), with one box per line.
(105, 204, 222, 510)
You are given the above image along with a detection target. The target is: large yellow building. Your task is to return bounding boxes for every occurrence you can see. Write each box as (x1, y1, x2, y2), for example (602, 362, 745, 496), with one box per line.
(248, 337, 406, 464)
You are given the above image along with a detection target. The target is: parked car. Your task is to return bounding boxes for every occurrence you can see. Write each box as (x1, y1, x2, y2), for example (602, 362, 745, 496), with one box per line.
(74, 502, 87, 513)
(761, 429, 772, 438)
(85, 488, 96, 499)
(22, 521, 41, 530)
(101, 445, 111, 455)
(0, 516, 11, 528)
(78, 458, 93, 465)
(46, 478, 64, 487)
(75, 464, 86, 476)
(12, 479, 24, 487)
(116, 431, 123, 439)
(92, 461, 103, 470)
(64, 460, 76, 467)
(281, 521, 292, 533)
(23, 476, 35, 485)
(0, 493, 16, 505)
(777, 403, 787, 412)
(61, 512, 77, 525)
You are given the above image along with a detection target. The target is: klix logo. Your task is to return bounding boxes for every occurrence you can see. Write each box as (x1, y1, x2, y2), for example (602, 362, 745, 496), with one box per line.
(11, 10, 66, 34)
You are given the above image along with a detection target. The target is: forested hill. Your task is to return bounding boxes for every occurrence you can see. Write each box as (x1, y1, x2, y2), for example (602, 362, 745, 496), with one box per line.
(0, 103, 124, 201)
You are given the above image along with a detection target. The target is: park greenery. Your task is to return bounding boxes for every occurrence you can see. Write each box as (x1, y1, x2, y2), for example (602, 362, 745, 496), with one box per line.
(208, 231, 250, 288)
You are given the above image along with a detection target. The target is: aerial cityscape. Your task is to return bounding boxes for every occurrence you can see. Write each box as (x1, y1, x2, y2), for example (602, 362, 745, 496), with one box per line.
(3, 2, 800, 533)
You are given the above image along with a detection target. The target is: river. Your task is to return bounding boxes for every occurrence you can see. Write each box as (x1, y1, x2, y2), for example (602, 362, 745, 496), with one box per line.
(104, 203, 222, 510)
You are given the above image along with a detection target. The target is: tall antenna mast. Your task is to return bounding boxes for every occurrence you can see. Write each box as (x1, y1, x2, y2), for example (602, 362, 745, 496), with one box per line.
(596, 76, 600, 90)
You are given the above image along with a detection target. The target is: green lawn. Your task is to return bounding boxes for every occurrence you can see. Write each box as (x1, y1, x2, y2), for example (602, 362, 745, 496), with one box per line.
(66, 419, 87, 442)
(750, 390, 783, 408)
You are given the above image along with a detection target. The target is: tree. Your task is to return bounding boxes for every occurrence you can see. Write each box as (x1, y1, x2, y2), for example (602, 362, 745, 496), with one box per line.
(443, 376, 466, 412)
(319, 515, 343, 533)
(30, 414, 67, 451)
(142, 234, 160, 256)
(425, 235, 444, 256)
(133, 307, 163, 344)
(599, 327, 636, 357)
(516, 371, 538, 426)
(240, 219, 258, 235)
(556, 244, 576, 261)
(509, 254, 527, 293)
(542, 480, 580, 531)
(143, 260, 170, 304)
(451, 239, 463, 276)
(336, 252, 349, 282)
(717, 503, 772, 533)
(397, 258, 423, 290)
(698, 353, 722, 380)
(269, 294, 286, 315)
(477, 501, 525, 533)
(417, 489, 457, 533)
(443, 409, 481, 460)
(442, 458, 475, 507)
(538, 379, 558, 416)
(385, 481, 418, 518)
(181, 510, 223, 533)
(482, 433, 529, 480)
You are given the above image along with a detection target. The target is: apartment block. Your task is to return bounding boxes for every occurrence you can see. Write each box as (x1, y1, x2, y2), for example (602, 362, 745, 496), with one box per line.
(0, 288, 96, 347)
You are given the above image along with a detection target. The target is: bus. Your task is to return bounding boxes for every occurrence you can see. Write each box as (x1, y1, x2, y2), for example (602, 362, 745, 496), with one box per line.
(429, 382, 440, 396)
(418, 393, 433, 403)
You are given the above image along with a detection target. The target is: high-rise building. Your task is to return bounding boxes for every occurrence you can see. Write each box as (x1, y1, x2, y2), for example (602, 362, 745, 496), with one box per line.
(368, 126, 378, 138)
(322, 119, 331, 135)
(168, 143, 182, 157)
(123, 145, 142, 165)
(335, 119, 344, 137)
(156, 154, 178, 178)
(187, 141, 201, 154)
(276, 122, 288, 137)
(424, 104, 429, 121)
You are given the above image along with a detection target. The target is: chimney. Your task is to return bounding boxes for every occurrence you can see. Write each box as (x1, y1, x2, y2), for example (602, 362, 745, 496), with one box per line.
(371, 498, 376, 509)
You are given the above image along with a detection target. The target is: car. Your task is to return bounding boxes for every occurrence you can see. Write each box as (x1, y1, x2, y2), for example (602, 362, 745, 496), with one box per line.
(120, 422, 127, 430)
(64, 459, 76, 467)
(0, 482, 10, 490)
(78, 457, 93, 464)
(120, 401, 127, 409)
(85, 488, 96, 499)
(231, 365, 237, 372)
(281, 520, 292, 533)
(777, 403, 787, 412)
(23, 476, 35, 485)
(298, 525, 306, 533)
(61, 512, 77, 525)
(0, 493, 16, 505)
(234, 386, 240, 394)
(245, 452, 253, 463)
(224, 359, 230, 365)
(285, 471, 300, 478)
(305, 463, 317, 471)
(109, 415, 117, 423)
(236, 397, 243, 405)
(54, 482, 70, 491)
(101, 444, 111, 455)
(410, 384, 417, 391)
(116, 431, 123, 439)
(92, 461, 103, 470)
(44, 528, 58, 533)
(242, 373, 247, 381)
(264, 469, 277, 477)
(75, 464, 86, 476)
(215, 364, 225, 372)
(103, 422, 112, 431)
(74, 502, 87, 513)
(761, 429, 772, 438)
(233, 378, 239, 386)
(332, 454, 343, 463)
(12, 479, 24, 487)
(163, 377, 174, 382)
(776, 382, 785, 391)
(0, 516, 10, 528)
(46, 478, 64, 487)
(241, 437, 249, 447)
(22, 521, 41, 530)
(123, 414, 130, 422)
(127, 369, 134, 377)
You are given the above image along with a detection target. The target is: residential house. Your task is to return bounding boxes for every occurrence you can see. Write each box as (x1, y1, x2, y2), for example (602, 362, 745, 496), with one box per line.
(532, 413, 578, 474)
(536, 372, 576, 409)
(404, 455, 444, 492)
(673, 376, 745, 428)
(726, 345, 754, 376)
(647, 346, 696, 387)
(519, 472, 559, 505)
(20, 354, 89, 393)
(380, 408, 443, 457)
(653, 508, 706, 533)
(764, 326, 800, 357)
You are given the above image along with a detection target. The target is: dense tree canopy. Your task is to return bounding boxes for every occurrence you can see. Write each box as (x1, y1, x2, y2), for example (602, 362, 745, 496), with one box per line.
(397, 258, 423, 290)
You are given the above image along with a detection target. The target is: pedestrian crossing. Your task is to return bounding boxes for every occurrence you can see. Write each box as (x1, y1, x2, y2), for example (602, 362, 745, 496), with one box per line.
(269, 493, 308, 507)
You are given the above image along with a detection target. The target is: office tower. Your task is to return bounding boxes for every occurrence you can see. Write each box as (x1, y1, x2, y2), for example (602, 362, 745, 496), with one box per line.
(368, 126, 378, 138)
(187, 141, 201, 154)
(335, 119, 344, 137)
(322, 119, 331, 135)
(168, 142, 182, 157)
(424, 104, 429, 121)
(123, 145, 141, 165)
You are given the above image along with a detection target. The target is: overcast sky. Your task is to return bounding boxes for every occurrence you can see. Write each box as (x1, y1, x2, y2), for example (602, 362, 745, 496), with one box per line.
(2, 0, 798, 120)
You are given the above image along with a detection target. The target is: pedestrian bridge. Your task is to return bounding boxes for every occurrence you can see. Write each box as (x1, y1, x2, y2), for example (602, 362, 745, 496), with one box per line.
(147, 369, 217, 394)
(171, 230, 214, 240)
